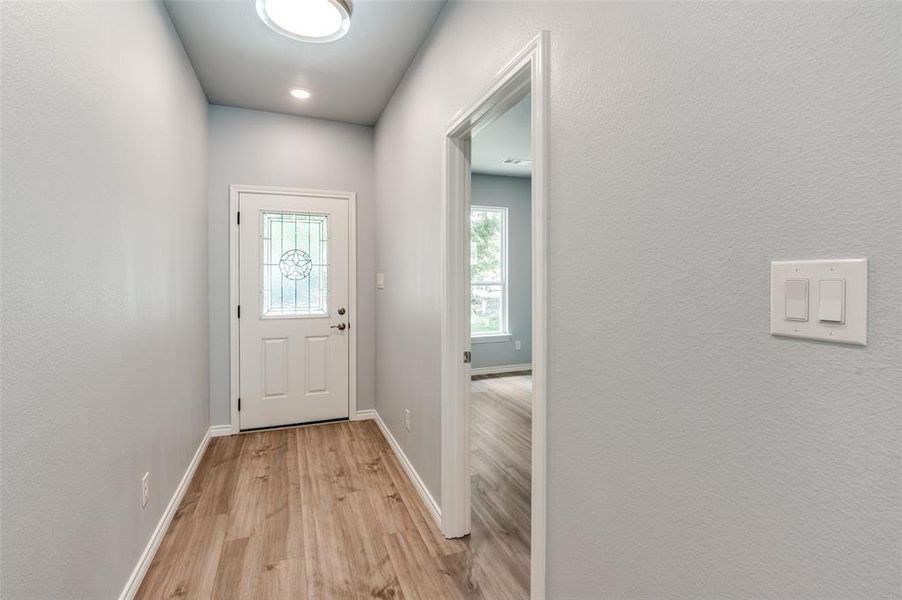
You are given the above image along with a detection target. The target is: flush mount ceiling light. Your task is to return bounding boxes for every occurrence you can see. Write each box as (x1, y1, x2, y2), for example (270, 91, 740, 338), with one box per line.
(256, 0, 352, 43)
(290, 88, 312, 99)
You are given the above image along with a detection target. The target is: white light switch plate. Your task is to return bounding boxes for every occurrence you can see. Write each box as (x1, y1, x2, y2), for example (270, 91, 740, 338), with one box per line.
(770, 259, 867, 345)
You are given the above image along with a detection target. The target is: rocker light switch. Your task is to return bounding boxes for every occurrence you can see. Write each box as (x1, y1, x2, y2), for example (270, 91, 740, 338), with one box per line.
(784, 278, 809, 321)
(770, 259, 866, 345)
(818, 279, 845, 323)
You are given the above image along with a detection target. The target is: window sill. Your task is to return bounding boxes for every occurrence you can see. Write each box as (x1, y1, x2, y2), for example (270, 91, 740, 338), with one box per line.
(471, 334, 512, 344)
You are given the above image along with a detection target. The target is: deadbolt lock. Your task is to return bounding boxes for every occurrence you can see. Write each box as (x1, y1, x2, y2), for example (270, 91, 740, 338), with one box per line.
(338, 307, 346, 315)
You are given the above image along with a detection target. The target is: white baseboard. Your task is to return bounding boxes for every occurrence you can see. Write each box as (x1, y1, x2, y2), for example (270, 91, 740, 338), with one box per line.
(119, 425, 217, 600)
(209, 424, 233, 437)
(351, 409, 376, 421)
(372, 411, 441, 527)
(470, 363, 532, 377)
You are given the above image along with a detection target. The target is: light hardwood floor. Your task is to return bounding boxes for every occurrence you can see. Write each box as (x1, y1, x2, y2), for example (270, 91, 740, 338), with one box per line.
(469, 372, 532, 599)
(137, 374, 531, 599)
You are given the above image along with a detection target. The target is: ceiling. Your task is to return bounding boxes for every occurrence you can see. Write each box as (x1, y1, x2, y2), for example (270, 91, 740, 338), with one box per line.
(164, 0, 446, 125)
(472, 95, 531, 178)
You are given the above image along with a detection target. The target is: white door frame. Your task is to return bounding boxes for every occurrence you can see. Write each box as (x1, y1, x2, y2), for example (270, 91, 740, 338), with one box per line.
(440, 32, 549, 598)
(229, 184, 358, 434)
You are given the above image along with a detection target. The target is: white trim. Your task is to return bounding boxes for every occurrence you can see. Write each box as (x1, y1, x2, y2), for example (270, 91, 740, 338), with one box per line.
(470, 333, 512, 344)
(230, 186, 240, 434)
(119, 426, 215, 600)
(351, 409, 376, 421)
(469, 363, 532, 377)
(348, 196, 359, 422)
(530, 30, 550, 600)
(229, 185, 358, 434)
(441, 31, 549, 600)
(373, 411, 441, 526)
(441, 130, 473, 539)
(209, 424, 233, 437)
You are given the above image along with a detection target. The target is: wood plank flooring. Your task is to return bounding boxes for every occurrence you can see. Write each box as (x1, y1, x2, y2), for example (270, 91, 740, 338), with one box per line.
(469, 372, 532, 600)
(137, 374, 531, 599)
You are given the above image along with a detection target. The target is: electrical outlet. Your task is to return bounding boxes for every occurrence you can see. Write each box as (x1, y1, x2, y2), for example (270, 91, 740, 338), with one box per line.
(404, 409, 411, 432)
(141, 472, 150, 508)
(514, 339, 522, 351)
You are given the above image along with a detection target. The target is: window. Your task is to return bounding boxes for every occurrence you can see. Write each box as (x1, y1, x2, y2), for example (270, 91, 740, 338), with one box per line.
(261, 211, 329, 317)
(470, 205, 508, 337)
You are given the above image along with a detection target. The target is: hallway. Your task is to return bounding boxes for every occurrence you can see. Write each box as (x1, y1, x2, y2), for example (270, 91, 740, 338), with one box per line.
(4, 2, 900, 598)
(137, 407, 530, 599)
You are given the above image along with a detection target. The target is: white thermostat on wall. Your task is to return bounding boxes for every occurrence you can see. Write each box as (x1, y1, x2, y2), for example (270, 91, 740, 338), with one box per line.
(770, 258, 867, 345)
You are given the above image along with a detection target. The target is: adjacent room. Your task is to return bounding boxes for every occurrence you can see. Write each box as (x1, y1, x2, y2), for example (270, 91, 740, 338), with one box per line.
(468, 93, 534, 599)
(2, 1, 900, 599)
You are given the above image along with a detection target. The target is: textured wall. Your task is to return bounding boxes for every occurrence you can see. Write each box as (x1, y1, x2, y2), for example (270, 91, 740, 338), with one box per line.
(207, 105, 376, 425)
(374, 2, 901, 597)
(470, 174, 532, 369)
(0, 2, 209, 597)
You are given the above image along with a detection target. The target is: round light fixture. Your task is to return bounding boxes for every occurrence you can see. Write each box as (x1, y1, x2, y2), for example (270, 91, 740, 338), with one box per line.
(256, 0, 352, 43)
(290, 88, 312, 99)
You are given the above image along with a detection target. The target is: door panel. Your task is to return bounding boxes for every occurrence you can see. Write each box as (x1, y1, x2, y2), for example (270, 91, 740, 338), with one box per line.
(262, 338, 288, 398)
(305, 336, 329, 394)
(239, 191, 350, 430)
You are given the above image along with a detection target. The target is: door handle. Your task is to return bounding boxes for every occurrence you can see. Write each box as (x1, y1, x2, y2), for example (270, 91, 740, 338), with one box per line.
(330, 323, 347, 331)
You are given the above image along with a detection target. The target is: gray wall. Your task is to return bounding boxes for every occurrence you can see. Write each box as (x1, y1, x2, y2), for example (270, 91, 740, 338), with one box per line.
(207, 105, 375, 425)
(0, 2, 209, 598)
(470, 174, 532, 369)
(374, 2, 902, 598)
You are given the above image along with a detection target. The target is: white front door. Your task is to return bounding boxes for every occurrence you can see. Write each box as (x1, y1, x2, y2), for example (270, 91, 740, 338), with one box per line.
(238, 190, 351, 430)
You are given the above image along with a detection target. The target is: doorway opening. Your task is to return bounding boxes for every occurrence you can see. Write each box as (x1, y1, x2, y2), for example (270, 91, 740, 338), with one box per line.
(469, 93, 533, 598)
(441, 33, 548, 598)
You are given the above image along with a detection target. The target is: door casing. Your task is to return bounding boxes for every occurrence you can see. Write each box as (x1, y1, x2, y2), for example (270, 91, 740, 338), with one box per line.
(440, 32, 549, 599)
(229, 185, 357, 434)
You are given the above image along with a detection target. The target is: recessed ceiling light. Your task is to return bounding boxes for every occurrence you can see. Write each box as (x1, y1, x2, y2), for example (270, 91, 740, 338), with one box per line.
(290, 88, 312, 99)
(256, 0, 352, 43)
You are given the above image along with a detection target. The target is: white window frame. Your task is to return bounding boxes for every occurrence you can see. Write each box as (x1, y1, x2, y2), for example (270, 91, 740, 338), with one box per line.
(470, 204, 510, 340)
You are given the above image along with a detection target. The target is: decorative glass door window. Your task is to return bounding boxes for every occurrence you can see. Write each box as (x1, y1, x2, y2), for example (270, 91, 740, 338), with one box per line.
(261, 211, 329, 317)
(470, 205, 508, 336)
